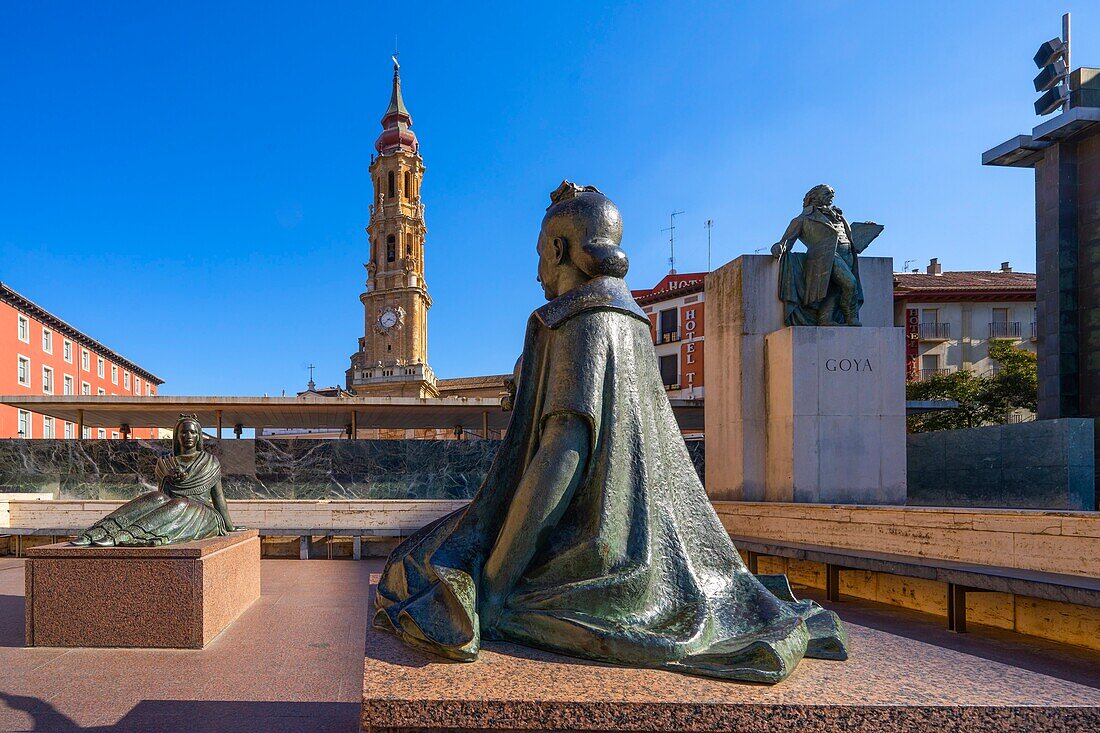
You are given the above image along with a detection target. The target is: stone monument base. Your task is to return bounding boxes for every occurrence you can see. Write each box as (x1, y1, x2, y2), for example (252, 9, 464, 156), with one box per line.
(360, 605, 1097, 732)
(765, 325, 906, 504)
(25, 530, 260, 649)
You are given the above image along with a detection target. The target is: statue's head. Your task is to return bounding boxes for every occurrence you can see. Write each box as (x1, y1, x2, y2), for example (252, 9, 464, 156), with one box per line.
(803, 184, 835, 209)
(537, 181, 628, 300)
(172, 414, 203, 456)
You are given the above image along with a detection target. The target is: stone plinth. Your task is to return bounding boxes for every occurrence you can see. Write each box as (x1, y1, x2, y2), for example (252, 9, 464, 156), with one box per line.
(703, 255, 895, 501)
(765, 326, 906, 504)
(360, 611, 1099, 732)
(25, 529, 260, 649)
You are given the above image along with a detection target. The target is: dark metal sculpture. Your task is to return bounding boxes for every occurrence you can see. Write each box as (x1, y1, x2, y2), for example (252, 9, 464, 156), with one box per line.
(771, 184, 883, 326)
(72, 415, 238, 547)
(373, 181, 848, 683)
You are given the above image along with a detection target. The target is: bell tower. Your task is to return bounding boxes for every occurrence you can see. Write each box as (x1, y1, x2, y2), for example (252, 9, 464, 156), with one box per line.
(347, 60, 438, 398)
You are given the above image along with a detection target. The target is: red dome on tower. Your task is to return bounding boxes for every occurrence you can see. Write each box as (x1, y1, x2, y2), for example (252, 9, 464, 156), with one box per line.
(375, 60, 418, 154)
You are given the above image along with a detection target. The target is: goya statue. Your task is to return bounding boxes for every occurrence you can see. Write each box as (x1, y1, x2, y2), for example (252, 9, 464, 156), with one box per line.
(771, 184, 883, 326)
(72, 414, 237, 547)
(373, 181, 848, 683)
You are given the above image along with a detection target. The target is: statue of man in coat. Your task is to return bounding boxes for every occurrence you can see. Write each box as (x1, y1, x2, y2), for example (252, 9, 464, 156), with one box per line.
(771, 184, 883, 326)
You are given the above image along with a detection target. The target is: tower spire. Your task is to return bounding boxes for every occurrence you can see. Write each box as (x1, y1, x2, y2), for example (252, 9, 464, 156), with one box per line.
(375, 57, 417, 154)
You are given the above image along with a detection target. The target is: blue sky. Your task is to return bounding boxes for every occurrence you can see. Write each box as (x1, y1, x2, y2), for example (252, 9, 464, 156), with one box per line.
(1, 1, 1095, 395)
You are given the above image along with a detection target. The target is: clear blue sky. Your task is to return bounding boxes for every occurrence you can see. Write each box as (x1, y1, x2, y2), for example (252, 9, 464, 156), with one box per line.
(1, 2, 1095, 395)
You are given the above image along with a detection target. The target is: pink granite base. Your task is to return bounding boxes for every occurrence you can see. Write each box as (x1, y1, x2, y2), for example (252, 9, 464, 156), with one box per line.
(361, 589, 1100, 732)
(25, 530, 260, 649)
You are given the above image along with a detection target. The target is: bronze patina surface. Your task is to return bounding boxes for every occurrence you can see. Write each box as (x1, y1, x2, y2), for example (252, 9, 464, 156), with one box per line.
(72, 415, 238, 547)
(373, 182, 847, 683)
(771, 184, 883, 326)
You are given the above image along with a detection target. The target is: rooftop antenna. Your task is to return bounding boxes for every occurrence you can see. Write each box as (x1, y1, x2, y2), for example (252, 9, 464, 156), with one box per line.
(704, 219, 714, 271)
(662, 210, 685, 274)
(903, 259, 917, 272)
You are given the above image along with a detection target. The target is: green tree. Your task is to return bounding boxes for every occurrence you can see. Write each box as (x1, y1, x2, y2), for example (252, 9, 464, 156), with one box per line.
(906, 341, 1038, 432)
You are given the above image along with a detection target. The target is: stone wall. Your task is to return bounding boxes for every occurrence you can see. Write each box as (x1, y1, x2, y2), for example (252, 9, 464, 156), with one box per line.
(0, 438, 706, 501)
(906, 419, 1095, 510)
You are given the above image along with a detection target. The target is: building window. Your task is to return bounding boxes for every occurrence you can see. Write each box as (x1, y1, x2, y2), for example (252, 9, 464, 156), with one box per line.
(17, 356, 30, 386)
(42, 328, 52, 354)
(63, 375, 74, 395)
(404, 171, 411, 199)
(97, 388, 106, 396)
(124, 372, 130, 389)
(388, 170, 395, 198)
(42, 366, 54, 394)
(387, 235, 396, 263)
(659, 308, 678, 342)
(17, 315, 29, 343)
(82, 426, 89, 439)
(111, 431, 119, 440)
(81, 349, 90, 370)
(18, 410, 31, 438)
(63, 340, 72, 363)
(82, 381, 91, 395)
(134, 377, 141, 394)
(111, 365, 118, 384)
(64, 421, 74, 439)
(97, 357, 104, 378)
(659, 354, 679, 387)
(97, 428, 106, 439)
(43, 417, 54, 439)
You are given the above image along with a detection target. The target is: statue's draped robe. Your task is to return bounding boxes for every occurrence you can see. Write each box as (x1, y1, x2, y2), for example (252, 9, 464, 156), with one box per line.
(374, 276, 847, 683)
(78, 453, 228, 546)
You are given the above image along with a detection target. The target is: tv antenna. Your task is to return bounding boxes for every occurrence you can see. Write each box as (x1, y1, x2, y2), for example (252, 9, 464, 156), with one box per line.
(662, 210, 685, 274)
(903, 259, 917, 272)
(704, 219, 714, 271)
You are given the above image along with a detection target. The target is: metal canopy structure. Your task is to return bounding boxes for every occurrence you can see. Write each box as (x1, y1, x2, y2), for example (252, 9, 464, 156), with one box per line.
(0, 395, 706, 434)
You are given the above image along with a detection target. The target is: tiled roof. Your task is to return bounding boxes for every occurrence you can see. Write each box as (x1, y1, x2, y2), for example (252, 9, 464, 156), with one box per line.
(894, 271, 1036, 291)
(436, 374, 510, 388)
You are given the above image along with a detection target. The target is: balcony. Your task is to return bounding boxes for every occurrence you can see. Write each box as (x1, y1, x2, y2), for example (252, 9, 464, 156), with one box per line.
(989, 322, 1022, 339)
(657, 331, 681, 345)
(913, 368, 955, 382)
(918, 322, 950, 340)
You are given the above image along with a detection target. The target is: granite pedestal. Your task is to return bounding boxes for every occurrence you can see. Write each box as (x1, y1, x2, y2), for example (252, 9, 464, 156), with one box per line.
(25, 529, 260, 649)
(360, 605, 1100, 732)
(765, 325, 907, 504)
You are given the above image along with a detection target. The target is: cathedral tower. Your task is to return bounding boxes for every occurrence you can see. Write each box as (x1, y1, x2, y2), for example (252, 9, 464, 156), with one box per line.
(347, 60, 438, 398)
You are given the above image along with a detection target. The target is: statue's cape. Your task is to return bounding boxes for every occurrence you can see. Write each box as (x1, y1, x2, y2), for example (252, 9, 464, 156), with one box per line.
(373, 276, 847, 683)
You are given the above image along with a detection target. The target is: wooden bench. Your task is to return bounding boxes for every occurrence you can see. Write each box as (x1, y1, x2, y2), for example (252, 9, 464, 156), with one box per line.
(731, 536, 1100, 633)
(1, 528, 406, 561)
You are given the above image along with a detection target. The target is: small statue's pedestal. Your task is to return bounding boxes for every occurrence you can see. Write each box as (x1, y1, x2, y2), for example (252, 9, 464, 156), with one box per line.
(25, 530, 260, 649)
(764, 326, 907, 504)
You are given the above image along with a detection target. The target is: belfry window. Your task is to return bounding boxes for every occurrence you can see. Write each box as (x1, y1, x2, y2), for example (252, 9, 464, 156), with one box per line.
(404, 171, 411, 199)
(388, 171, 395, 198)
(386, 235, 396, 263)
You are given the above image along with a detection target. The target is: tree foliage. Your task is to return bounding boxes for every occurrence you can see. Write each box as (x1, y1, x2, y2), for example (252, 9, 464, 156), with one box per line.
(906, 341, 1038, 432)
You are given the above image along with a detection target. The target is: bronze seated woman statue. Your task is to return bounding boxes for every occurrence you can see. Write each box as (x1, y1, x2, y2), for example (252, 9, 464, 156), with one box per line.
(373, 182, 848, 684)
(72, 415, 237, 547)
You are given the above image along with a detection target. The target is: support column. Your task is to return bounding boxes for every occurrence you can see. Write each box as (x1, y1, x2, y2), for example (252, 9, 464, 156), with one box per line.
(77, 409, 84, 438)
(215, 410, 223, 442)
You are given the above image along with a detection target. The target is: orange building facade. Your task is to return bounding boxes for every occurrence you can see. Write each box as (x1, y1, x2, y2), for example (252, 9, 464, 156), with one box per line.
(1, 282, 163, 439)
(632, 273, 706, 400)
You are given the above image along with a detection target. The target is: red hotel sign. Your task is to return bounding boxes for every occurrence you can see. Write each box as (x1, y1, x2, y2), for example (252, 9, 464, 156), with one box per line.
(905, 308, 919, 379)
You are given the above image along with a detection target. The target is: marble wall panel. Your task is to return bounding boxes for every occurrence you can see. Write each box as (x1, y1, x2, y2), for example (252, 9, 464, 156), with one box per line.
(0, 436, 706, 501)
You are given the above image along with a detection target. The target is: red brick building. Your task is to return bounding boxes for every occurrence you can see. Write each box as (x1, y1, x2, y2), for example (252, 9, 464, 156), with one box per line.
(1, 282, 163, 439)
(632, 273, 706, 400)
